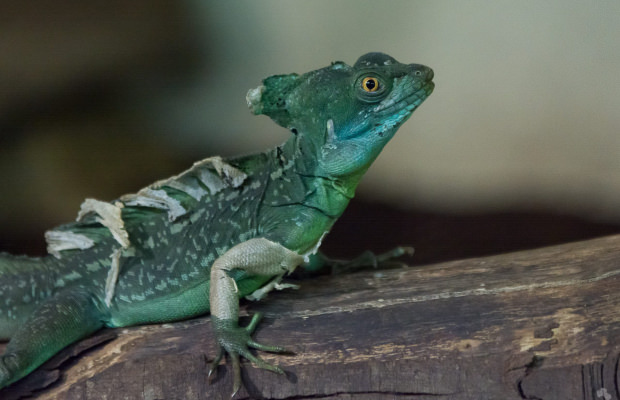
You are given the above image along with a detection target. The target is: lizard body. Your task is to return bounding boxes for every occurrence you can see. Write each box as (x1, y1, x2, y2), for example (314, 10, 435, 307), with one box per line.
(0, 52, 434, 395)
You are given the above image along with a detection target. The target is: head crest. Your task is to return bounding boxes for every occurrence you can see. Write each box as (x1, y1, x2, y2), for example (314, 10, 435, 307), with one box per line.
(246, 73, 299, 128)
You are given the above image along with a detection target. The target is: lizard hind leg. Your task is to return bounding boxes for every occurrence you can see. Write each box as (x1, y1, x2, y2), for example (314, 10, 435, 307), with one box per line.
(0, 289, 105, 389)
(304, 246, 415, 274)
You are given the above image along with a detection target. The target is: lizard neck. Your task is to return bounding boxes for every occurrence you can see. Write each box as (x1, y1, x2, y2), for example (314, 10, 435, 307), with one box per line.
(259, 137, 358, 255)
(273, 135, 366, 219)
(281, 134, 367, 200)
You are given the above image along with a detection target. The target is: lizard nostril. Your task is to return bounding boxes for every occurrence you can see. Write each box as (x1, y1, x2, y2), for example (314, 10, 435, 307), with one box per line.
(409, 64, 433, 81)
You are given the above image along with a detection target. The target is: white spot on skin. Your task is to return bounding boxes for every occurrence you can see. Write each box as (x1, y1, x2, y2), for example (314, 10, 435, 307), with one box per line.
(189, 209, 206, 224)
(64, 271, 82, 281)
(86, 262, 101, 272)
(250, 181, 262, 189)
(270, 168, 283, 180)
(170, 220, 188, 234)
(270, 155, 296, 181)
(130, 293, 146, 301)
(282, 158, 295, 171)
(225, 191, 239, 201)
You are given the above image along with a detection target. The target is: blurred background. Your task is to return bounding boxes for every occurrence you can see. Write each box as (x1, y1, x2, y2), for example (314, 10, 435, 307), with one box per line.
(1, 1, 619, 265)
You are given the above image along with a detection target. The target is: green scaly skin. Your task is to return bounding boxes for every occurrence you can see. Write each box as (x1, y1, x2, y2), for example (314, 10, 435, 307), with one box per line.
(0, 52, 434, 396)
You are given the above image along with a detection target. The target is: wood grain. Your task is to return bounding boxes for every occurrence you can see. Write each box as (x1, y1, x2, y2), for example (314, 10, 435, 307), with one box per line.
(2, 235, 620, 399)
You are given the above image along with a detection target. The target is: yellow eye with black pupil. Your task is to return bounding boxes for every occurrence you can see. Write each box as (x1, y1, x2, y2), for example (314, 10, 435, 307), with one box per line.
(362, 77, 379, 92)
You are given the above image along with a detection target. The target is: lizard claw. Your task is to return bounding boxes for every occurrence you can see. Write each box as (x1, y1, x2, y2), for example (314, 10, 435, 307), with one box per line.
(209, 312, 290, 397)
(207, 347, 223, 384)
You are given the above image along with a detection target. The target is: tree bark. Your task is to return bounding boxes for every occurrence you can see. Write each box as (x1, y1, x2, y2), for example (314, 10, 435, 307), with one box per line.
(3, 235, 620, 400)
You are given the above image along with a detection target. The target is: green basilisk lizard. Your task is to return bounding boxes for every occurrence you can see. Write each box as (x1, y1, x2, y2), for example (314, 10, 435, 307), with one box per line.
(0, 52, 434, 396)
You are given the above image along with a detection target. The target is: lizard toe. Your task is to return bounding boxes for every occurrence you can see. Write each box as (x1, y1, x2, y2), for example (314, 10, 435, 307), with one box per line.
(211, 314, 289, 396)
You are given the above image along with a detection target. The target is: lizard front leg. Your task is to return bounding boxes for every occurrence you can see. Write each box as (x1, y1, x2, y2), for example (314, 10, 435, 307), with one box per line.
(208, 237, 304, 397)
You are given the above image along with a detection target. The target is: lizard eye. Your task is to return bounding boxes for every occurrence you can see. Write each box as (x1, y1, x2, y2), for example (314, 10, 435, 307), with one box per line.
(361, 77, 380, 92)
(356, 73, 389, 103)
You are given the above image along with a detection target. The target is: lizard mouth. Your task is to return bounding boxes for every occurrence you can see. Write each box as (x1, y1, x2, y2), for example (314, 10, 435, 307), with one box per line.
(377, 80, 434, 119)
(365, 80, 433, 138)
(407, 81, 434, 109)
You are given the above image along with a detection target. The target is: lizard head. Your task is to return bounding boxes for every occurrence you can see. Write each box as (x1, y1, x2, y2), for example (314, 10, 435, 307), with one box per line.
(247, 52, 434, 178)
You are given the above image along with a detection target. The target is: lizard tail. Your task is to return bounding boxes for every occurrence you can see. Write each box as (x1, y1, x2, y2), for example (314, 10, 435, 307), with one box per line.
(0, 253, 52, 339)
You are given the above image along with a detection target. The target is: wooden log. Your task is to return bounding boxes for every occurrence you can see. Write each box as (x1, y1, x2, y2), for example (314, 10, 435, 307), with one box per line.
(2, 234, 620, 399)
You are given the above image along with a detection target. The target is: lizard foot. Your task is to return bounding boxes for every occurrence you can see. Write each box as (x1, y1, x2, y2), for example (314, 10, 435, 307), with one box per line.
(325, 246, 414, 274)
(208, 312, 290, 397)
